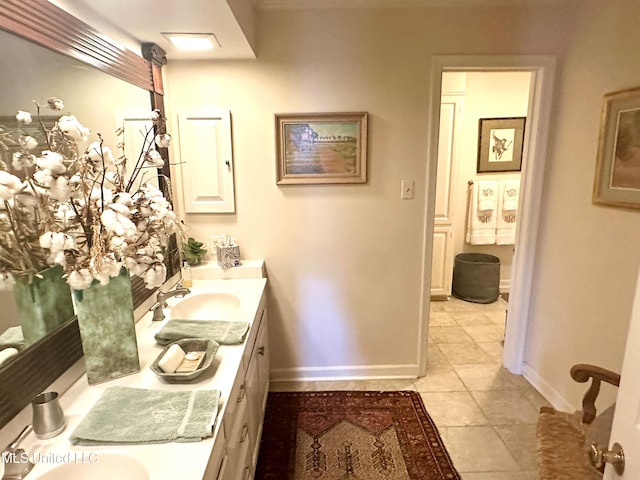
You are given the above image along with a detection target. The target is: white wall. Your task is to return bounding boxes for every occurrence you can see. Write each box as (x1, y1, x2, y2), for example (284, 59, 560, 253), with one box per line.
(446, 71, 530, 291)
(165, 0, 640, 407)
(524, 1, 640, 409)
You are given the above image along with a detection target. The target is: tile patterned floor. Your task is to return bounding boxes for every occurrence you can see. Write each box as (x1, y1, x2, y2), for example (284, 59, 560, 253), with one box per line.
(270, 296, 550, 479)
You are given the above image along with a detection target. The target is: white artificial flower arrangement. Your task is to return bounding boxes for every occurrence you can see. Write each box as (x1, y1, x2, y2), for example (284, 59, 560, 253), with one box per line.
(0, 97, 179, 291)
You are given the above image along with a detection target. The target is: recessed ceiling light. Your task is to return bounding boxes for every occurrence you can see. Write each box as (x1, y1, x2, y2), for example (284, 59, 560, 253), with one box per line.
(162, 33, 220, 51)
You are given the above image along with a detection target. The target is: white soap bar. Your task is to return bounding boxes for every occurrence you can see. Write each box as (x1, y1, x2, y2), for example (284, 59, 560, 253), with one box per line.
(0, 348, 18, 367)
(158, 344, 186, 373)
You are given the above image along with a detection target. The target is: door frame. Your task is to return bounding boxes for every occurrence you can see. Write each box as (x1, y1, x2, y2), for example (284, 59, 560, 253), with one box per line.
(419, 55, 557, 375)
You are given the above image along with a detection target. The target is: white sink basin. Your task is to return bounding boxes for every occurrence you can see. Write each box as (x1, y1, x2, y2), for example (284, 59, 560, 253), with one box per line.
(170, 292, 241, 320)
(35, 453, 148, 480)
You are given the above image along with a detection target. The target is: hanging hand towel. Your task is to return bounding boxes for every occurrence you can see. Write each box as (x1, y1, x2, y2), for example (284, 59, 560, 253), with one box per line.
(502, 179, 520, 211)
(466, 181, 498, 245)
(496, 180, 520, 245)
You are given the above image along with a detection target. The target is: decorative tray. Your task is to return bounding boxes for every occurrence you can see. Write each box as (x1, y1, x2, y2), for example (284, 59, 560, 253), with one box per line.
(150, 338, 219, 382)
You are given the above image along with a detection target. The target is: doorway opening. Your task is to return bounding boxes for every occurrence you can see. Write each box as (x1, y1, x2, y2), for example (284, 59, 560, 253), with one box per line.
(419, 55, 557, 376)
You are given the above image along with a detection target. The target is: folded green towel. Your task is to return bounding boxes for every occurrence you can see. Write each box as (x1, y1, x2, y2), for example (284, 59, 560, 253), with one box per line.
(0, 326, 25, 351)
(70, 386, 220, 445)
(155, 319, 250, 346)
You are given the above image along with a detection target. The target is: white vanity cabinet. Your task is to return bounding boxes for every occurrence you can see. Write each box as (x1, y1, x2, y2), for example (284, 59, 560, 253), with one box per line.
(209, 301, 270, 480)
(1, 278, 269, 480)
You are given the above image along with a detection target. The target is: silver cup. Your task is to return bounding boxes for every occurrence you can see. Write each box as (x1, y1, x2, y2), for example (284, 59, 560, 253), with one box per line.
(32, 391, 65, 439)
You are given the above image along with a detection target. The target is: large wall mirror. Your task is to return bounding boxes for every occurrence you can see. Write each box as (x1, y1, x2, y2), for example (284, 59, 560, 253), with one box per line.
(0, 0, 177, 428)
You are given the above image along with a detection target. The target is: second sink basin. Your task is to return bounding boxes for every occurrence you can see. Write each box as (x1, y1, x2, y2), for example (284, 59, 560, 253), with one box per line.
(169, 292, 241, 320)
(34, 453, 148, 480)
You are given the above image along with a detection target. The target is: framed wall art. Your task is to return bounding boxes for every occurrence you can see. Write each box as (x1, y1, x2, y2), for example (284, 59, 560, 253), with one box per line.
(477, 117, 526, 173)
(275, 112, 368, 185)
(593, 85, 640, 209)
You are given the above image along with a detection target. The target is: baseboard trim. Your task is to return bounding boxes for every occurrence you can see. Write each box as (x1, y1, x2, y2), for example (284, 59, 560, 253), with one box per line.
(522, 363, 576, 412)
(270, 364, 420, 382)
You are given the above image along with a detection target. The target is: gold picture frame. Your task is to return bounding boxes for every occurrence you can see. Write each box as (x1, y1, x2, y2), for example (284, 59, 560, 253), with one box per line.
(593, 85, 640, 209)
(275, 112, 368, 185)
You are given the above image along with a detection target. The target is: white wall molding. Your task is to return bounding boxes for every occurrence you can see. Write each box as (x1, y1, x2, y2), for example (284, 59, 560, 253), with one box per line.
(270, 364, 420, 382)
(522, 363, 575, 413)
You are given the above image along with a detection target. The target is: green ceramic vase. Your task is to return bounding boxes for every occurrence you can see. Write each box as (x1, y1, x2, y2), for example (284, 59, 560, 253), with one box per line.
(13, 265, 74, 347)
(73, 268, 140, 385)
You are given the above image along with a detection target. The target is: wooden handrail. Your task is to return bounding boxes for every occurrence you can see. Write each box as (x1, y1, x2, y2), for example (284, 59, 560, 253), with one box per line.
(570, 364, 621, 424)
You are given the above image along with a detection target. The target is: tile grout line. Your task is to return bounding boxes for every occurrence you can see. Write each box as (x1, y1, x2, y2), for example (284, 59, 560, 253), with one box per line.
(429, 297, 533, 476)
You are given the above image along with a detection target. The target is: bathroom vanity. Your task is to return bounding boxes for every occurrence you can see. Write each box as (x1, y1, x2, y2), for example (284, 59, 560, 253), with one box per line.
(2, 277, 269, 480)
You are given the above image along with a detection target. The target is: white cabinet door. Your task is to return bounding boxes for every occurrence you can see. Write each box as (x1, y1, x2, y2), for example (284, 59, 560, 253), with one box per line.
(115, 110, 159, 191)
(434, 100, 457, 225)
(255, 311, 270, 416)
(176, 107, 235, 213)
(431, 95, 462, 297)
(223, 396, 250, 480)
(431, 227, 453, 298)
(245, 312, 270, 470)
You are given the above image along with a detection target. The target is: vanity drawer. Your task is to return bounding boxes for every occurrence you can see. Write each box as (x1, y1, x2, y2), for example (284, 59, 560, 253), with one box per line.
(223, 364, 247, 436)
(203, 427, 226, 480)
(223, 391, 251, 480)
(242, 304, 266, 369)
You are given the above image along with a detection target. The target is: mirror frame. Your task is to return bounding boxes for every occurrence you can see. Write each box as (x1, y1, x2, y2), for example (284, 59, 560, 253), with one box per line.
(0, 0, 176, 428)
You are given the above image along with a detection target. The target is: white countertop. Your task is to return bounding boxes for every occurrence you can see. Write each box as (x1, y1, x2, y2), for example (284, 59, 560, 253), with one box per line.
(17, 277, 267, 480)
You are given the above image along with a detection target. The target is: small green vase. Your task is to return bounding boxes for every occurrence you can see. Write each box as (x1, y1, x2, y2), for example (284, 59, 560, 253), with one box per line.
(13, 265, 74, 347)
(73, 268, 140, 385)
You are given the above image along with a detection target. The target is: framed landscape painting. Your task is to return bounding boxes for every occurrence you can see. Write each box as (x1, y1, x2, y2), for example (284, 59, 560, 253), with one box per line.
(275, 112, 368, 185)
(593, 85, 640, 209)
(477, 117, 526, 173)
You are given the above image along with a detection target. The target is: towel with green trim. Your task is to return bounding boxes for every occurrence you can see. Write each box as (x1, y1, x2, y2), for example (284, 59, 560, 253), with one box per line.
(70, 386, 220, 445)
(155, 319, 250, 346)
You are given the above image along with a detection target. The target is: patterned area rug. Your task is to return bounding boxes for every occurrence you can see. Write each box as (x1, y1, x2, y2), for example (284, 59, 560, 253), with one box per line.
(255, 391, 461, 480)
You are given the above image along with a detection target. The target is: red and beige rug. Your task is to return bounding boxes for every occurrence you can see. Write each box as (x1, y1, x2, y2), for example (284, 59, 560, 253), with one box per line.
(255, 391, 461, 480)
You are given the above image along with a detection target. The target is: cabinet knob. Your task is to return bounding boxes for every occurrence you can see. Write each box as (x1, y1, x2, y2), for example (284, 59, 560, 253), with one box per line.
(240, 424, 249, 443)
(257, 346, 265, 356)
(237, 384, 246, 403)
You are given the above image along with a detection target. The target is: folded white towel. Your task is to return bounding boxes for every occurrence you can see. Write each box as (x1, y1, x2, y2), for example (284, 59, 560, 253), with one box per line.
(496, 180, 520, 245)
(466, 181, 498, 245)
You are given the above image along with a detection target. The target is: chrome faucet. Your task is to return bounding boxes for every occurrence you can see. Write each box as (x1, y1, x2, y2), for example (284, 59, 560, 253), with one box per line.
(149, 283, 191, 321)
(2, 425, 35, 479)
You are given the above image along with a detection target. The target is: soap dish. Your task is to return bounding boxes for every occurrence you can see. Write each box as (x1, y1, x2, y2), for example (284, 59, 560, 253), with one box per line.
(150, 338, 219, 382)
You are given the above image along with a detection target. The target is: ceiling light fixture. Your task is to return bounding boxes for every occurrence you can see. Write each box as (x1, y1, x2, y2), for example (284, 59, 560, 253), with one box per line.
(162, 33, 220, 51)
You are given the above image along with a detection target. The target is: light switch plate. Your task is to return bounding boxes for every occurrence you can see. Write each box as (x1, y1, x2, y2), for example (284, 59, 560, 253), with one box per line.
(401, 180, 414, 199)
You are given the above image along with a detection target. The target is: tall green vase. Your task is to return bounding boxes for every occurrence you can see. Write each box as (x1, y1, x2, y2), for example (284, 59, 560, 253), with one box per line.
(73, 268, 140, 385)
(14, 265, 74, 347)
